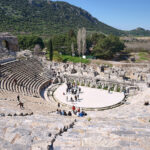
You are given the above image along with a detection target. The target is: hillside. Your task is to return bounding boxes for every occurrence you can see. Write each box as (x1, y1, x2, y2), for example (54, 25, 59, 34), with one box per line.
(127, 27, 150, 36)
(0, 0, 149, 36)
(0, 0, 125, 36)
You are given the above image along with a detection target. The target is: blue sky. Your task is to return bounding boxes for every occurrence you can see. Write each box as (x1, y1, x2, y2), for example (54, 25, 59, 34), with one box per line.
(52, 0, 150, 30)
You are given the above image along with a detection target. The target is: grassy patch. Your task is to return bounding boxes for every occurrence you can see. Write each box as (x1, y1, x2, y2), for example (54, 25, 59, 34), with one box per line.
(138, 52, 149, 61)
(46, 51, 90, 64)
(46, 51, 63, 62)
(61, 55, 90, 64)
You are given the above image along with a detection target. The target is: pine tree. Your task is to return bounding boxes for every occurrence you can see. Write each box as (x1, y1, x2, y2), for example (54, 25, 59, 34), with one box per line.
(48, 39, 53, 61)
(77, 27, 87, 56)
(81, 27, 86, 55)
(71, 42, 75, 56)
(77, 29, 82, 57)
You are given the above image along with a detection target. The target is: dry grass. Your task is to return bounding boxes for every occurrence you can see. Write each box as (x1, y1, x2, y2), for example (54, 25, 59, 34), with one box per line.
(121, 37, 150, 52)
(125, 41, 150, 52)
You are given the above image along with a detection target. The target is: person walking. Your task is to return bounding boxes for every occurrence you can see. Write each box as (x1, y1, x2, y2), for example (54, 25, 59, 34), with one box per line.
(17, 101, 24, 109)
(17, 95, 20, 102)
(58, 103, 60, 108)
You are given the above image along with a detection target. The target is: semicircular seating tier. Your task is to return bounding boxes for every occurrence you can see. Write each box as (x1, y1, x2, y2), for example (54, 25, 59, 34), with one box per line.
(0, 58, 52, 97)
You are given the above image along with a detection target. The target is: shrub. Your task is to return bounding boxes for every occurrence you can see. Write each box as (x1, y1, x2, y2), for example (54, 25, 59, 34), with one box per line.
(98, 85, 102, 89)
(88, 117, 91, 121)
(110, 87, 114, 91)
(81, 83, 85, 86)
(104, 86, 108, 90)
(18, 35, 44, 50)
(92, 85, 95, 88)
(117, 87, 120, 92)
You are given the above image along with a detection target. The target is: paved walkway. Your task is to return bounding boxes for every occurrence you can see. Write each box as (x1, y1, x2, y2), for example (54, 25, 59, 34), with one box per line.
(54, 84, 124, 108)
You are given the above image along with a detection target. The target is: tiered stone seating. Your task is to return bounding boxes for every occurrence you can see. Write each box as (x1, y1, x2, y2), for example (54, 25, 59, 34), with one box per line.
(0, 58, 51, 97)
(0, 113, 75, 150)
(54, 116, 150, 150)
(1, 57, 150, 150)
(53, 89, 150, 150)
(0, 90, 57, 114)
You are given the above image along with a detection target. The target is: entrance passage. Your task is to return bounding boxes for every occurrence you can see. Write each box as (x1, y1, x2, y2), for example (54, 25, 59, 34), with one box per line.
(2, 40, 9, 50)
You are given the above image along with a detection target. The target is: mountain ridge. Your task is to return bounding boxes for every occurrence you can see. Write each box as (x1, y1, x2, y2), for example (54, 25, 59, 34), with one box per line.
(0, 0, 149, 36)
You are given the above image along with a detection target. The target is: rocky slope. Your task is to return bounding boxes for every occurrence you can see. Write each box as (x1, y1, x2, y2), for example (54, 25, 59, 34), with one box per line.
(0, 0, 125, 36)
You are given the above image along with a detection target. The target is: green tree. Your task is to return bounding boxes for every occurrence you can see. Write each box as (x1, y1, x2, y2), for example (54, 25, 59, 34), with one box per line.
(52, 32, 77, 55)
(48, 39, 53, 61)
(68, 29, 76, 38)
(91, 33, 106, 45)
(93, 35, 125, 59)
(18, 35, 44, 50)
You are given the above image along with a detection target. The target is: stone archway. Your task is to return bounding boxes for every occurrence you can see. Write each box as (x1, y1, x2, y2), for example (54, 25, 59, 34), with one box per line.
(0, 33, 19, 52)
(2, 40, 9, 50)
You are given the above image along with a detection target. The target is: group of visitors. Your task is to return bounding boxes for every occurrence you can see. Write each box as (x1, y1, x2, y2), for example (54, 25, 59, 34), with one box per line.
(66, 82, 81, 94)
(56, 82, 87, 117)
(56, 109, 72, 116)
(64, 82, 82, 102)
(72, 105, 87, 117)
(56, 103, 87, 117)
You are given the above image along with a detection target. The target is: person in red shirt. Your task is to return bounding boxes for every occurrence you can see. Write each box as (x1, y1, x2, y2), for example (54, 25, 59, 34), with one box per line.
(72, 105, 75, 112)
(77, 107, 80, 112)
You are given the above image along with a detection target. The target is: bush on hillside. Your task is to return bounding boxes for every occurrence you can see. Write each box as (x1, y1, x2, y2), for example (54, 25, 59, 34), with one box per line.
(18, 35, 44, 50)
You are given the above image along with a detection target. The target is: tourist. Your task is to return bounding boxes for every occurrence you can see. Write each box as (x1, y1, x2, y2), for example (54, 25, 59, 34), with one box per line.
(58, 102, 60, 108)
(70, 97, 74, 102)
(73, 110, 77, 115)
(79, 111, 84, 117)
(17, 95, 20, 102)
(17, 101, 24, 109)
(56, 109, 60, 114)
(68, 111, 72, 116)
(64, 110, 67, 116)
(59, 109, 63, 115)
(79, 87, 81, 93)
(77, 107, 80, 112)
(123, 89, 126, 95)
(71, 89, 74, 94)
(61, 110, 65, 115)
(77, 111, 80, 117)
(75, 95, 77, 101)
(82, 110, 87, 116)
(74, 90, 77, 95)
(72, 105, 76, 112)
(14, 79, 17, 85)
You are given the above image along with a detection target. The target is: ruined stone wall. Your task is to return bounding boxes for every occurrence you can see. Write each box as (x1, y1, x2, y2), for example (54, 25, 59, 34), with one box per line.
(0, 33, 19, 52)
